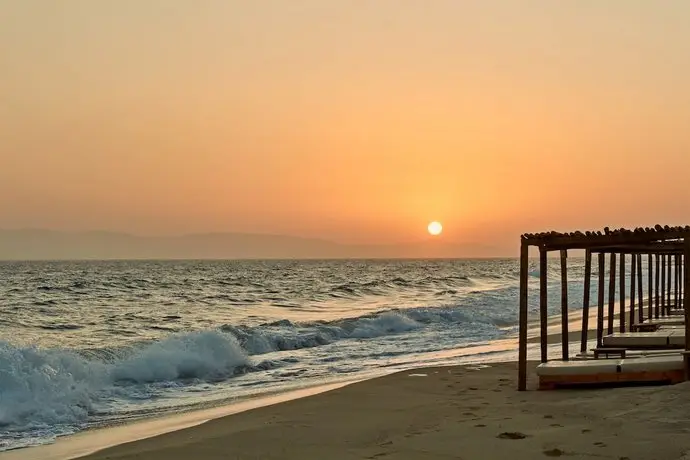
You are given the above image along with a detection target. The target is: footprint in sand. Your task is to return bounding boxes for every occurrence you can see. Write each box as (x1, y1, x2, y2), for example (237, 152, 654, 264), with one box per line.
(543, 415, 554, 419)
(497, 432, 529, 440)
(475, 424, 487, 428)
(581, 429, 591, 434)
(543, 448, 565, 457)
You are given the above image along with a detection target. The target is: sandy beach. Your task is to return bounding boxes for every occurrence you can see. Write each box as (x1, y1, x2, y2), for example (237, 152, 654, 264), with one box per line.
(64, 360, 690, 460)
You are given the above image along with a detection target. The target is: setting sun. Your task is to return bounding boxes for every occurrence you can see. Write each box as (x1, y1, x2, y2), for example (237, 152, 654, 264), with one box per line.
(427, 221, 443, 236)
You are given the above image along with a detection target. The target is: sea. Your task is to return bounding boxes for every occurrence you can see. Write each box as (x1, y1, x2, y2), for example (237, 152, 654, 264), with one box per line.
(0, 257, 640, 451)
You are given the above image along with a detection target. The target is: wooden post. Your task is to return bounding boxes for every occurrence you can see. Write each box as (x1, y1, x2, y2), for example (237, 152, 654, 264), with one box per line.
(539, 247, 548, 363)
(655, 254, 661, 318)
(661, 254, 667, 316)
(580, 249, 592, 354)
(619, 253, 626, 333)
(681, 254, 684, 309)
(560, 250, 569, 361)
(684, 240, 690, 379)
(666, 254, 674, 315)
(637, 253, 644, 324)
(673, 254, 680, 308)
(608, 253, 617, 334)
(647, 253, 653, 321)
(597, 253, 605, 349)
(676, 254, 681, 310)
(518, 241, 529, 391)
(629, 253, 636, 331)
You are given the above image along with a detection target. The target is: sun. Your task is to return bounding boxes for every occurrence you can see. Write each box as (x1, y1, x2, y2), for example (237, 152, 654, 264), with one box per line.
(427, 221, 443, 236)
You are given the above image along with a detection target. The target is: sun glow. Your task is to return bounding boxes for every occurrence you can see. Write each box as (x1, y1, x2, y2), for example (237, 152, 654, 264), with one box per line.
(427, 221, 443, 236)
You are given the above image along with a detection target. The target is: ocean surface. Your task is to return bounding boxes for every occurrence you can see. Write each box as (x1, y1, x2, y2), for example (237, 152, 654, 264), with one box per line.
(0, 257, 643, 451)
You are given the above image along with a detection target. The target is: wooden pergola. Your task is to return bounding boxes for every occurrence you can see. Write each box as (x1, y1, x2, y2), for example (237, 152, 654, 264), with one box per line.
(517, 225, 690, 391)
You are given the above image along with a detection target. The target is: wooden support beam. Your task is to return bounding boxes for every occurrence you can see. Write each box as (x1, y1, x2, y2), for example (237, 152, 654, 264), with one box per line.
(676, 254, 681, 310)
(648, 253, 653, 321)
(560, 250, 569, 361)
(637, 253, 644, 324)
(597, 253, 605, 349)
(590, 242, 684, 254)
(619, 253, 626, 333)
(667, 254, 672, 312)
(661, 254, 667, 316)
(680, 255, 687, 310)
(608, 253, 617, 334)
(539, 248, 548, 363)
(518, 241, 529, 391)
(580, 249, 592, 354)
(672, 254, 680, 308)
(530, 228, 689, 251)
(684, 241, 690, 379)
(656, 254, 661, 318)
(629, 253, 636, 331)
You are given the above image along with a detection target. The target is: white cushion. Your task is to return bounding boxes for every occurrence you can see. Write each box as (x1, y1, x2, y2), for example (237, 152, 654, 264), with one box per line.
(536, 360, 620, 376)
(644, 318, 685, 325)
(603, 332, 669, 347)
(619, 355, 683, 373)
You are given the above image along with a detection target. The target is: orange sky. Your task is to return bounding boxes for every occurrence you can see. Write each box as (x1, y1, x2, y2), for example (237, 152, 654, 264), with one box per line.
(2, 1, 690, 249)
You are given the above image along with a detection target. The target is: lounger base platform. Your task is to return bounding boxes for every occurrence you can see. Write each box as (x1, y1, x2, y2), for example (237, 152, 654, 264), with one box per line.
(536, 356, 685, 390)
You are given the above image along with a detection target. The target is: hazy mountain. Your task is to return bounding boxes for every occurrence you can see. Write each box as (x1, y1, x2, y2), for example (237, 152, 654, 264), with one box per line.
(0, 229, 509, 260)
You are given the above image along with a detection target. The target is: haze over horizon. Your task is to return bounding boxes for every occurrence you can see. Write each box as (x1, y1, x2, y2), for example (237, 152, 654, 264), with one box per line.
(3, 1, 690, 258)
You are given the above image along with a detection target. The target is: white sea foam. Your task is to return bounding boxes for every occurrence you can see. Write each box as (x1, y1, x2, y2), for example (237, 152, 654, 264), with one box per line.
(0, 303, 512, 450)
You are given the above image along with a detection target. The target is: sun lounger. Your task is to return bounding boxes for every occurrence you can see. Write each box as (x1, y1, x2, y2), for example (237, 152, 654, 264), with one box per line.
(643, 317, 685, 326)
(602, 331, 675, 349)
(536, 355, 684, 390)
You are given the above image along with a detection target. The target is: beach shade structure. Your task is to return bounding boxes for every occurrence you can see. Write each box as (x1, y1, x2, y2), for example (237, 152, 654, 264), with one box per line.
(517, 225, 690, 391)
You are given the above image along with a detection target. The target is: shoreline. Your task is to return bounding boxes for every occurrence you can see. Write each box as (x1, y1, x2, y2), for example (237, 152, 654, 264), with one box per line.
(0, 300, 650, 460)
(0, 379, 363, 460)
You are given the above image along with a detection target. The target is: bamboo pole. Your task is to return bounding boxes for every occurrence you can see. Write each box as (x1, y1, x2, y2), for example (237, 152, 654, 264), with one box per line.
(648, 253, 653, 321)
(597, 253, 605, 348)
(629, 253, 636, 331)
(580, 249, 592, 354)
(637, 253, 644, 324)
(539, 247, 548, 363)
(656, 254, 661, 318)
(608, 253, 617, 334)
(560, 250, 569, 360)
(518, 241, 529, 391)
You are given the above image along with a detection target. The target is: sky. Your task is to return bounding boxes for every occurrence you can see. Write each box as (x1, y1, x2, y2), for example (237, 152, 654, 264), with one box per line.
(3, 1, 690, 251)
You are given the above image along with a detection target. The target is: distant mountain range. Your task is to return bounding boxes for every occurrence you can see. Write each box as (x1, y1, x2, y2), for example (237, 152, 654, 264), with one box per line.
(0, 229, 510, 260)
